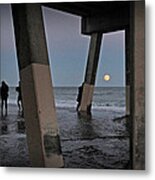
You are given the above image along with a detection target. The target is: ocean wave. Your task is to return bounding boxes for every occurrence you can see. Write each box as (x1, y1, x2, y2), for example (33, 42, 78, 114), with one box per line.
(9, 99, 17, 105)
(92, 105, 125, 112)
(9, 99, 125, 113)
(56, 100, 125, 112)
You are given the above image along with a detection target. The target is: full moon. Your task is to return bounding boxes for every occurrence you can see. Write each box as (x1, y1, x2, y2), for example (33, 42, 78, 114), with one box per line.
(103, 74, 111, 81)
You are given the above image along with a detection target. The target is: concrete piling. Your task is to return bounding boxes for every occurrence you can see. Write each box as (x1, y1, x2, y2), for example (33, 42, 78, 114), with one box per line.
(11, 4, 64, 167)
(78, 33, 102, 114)
(130, 1, 145, 170)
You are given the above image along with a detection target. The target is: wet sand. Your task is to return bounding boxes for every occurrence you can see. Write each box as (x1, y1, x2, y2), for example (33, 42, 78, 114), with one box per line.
(0, 104, 130, 169)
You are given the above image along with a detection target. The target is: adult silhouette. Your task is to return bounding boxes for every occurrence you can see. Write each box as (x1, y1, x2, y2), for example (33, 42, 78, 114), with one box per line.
(16, 81, 22, 111)
(0, 81, 9, 116)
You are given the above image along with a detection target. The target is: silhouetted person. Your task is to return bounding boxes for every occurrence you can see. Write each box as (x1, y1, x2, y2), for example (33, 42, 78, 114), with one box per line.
(16, 81, 22, 111)
(76, 83, 84, 111)
(0, 81, 9, 116)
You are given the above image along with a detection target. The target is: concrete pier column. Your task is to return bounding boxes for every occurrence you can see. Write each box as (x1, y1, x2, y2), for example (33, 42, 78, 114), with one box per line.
(130, 1, 145, 169)
(78, 33, 102, 114)
(11, 4, 64, 167)
(125, 27, 131, 116)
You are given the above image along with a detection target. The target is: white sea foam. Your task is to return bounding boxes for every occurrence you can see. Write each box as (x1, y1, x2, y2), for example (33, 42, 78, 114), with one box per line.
(55, 100, 125, 112)
(8, 99, 16, 105)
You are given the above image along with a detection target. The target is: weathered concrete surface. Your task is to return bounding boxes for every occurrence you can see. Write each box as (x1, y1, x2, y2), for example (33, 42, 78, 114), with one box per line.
(11, 4, 49, 69)
(125, 86, 130, 116)
(82, 12, 129, 34)
(84, 33, 102, 85)
(79, 33, 102, 113)
(12, 4, 64, 167)
(130, 1, 145, 170)
(79, 83, 94, 113)
(20, 64, 64, 167)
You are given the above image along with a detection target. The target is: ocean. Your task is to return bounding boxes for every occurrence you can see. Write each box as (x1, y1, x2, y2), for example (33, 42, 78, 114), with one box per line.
(1, 87, 130, 169)
(9, 86, 126, 113)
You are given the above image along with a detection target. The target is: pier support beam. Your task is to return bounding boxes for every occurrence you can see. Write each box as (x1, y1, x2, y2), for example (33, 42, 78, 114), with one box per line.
(11, 4, 64, 167)
(130, 1, 145, 170)
(78, 33, 102, 114)
(125, 27, 131, 116)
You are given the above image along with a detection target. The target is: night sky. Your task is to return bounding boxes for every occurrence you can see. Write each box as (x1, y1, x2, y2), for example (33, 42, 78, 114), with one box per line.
(0, 4, 125, 87)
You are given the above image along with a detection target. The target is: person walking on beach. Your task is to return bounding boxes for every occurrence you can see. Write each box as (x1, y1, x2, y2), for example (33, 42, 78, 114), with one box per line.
(0, 81, 9, 116)
(16, 81, 22, 111)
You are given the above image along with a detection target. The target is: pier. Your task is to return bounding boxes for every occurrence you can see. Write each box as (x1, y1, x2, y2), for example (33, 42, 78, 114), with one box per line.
(10, 1, 145, 169)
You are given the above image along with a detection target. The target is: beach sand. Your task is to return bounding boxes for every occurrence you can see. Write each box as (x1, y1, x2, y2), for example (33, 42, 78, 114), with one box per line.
(0, 103, 130, 169)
